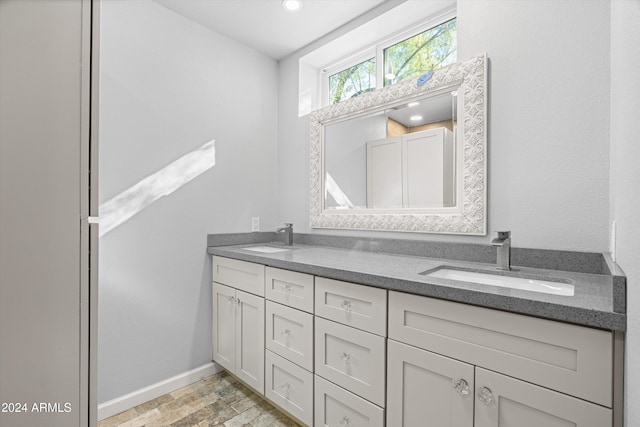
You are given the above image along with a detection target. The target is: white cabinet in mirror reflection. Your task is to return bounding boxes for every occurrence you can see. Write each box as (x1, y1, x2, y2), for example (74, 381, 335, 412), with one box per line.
(367, 127, 455, 208)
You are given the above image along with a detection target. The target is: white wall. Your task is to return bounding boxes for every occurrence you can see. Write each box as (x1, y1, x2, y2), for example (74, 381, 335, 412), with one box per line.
(278, 0, 611, 252)
(98, 0, 278, 403)
(610, 2, 640, 425)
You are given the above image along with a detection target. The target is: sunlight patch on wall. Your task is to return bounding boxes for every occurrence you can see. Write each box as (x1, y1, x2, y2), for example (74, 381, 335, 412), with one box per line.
(325, 172, 354, 209)
(99, 140, 216, 237)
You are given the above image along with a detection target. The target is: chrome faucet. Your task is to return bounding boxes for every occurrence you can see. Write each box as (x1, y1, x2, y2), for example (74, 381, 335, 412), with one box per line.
(276, 223, 294, 246)
(491, 231, 511, 271)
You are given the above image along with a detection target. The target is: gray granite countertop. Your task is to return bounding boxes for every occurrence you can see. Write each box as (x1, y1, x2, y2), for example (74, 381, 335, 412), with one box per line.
(206, 235, 626, 331)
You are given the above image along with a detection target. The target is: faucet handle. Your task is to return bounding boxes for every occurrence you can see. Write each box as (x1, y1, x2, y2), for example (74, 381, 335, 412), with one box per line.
(284, 223, 293, 228)
(496, 231, 510, 239)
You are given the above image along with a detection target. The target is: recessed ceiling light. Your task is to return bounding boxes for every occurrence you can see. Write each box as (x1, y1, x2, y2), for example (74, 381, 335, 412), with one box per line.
(410, 115, 423, 121)
(408, 102, 420, 107)
(282, 0, 302, 11)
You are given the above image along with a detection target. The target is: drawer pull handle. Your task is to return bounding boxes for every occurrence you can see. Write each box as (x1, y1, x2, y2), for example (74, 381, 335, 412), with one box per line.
(281, 329, 293, 338)
(282, 284, 292, 294)
(452, 378, 470, 396)
(478, 386, 494, 405)
(340, 352, 352, 363)
(340, 416, 350, 426)
(341, 300, 352, 312)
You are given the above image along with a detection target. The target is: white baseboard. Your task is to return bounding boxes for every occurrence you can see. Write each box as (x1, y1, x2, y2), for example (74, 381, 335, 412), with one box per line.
(97, 362, 224, 421)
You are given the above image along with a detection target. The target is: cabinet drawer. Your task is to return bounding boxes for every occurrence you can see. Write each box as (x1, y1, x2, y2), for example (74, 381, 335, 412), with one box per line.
(315, 277, 387, 336)
(265, 267, 314, 313)
(266, 301, 313, 371)
(315, 375, 384, 427)
(389, 291, 613, 407)
(212, 256, 265, 296)
(265, 350, 313, 427)
(315, 317, 386, 406)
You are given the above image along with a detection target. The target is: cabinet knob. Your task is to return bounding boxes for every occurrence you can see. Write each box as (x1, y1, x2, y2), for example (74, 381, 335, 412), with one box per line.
(340, 416, 350, 426)
(282, 284, 292, 294)
(340, 352, 352, 363)
(452, 378, 470, 396)
(226, 296, 236, 304)
(281, 329, 293, 339)
(341, 300, 352, 312)
(280, 382, 291, 398)
(477, 386, 494, 405)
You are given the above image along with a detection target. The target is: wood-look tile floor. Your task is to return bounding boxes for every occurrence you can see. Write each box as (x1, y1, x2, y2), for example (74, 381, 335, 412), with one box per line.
(98, 371, 301, 427)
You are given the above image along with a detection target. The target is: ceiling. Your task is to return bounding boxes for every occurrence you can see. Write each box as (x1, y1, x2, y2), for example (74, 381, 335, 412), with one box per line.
(153, 0, 389, 60)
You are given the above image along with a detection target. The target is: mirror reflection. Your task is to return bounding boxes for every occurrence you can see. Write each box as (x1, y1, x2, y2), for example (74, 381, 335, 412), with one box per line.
(324, 90, 459, 210)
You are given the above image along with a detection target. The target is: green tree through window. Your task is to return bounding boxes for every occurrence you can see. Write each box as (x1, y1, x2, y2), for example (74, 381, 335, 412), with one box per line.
(384, 18, 457, 86)
(329, 58, 376, 105)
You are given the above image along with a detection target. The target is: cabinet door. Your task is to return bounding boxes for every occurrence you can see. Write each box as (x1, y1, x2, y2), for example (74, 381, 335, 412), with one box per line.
(212, 282, 236, 372)
(475, 368, 612, 427)
(235, 289, 265, 394)
(402, 128, 454, 207)
(366, 136, 403, 208)
(387, 340, 474, 427)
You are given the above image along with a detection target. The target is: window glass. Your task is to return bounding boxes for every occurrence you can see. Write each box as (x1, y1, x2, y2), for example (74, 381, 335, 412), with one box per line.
(383, 18, 457, 86)
(328, 57, 376, 105)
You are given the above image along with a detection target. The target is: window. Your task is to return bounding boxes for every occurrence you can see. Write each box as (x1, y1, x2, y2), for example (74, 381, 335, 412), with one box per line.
(328, 57, 376, 105)
(325, 15, 456, 106)
(383, 18, 456, 86)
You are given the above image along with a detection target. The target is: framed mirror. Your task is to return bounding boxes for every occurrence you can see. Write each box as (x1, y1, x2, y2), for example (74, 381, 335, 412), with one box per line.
(309, 54, 487, 234)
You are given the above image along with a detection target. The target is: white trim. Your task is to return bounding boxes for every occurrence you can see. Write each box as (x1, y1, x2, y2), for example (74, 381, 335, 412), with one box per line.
(97, 362, 224, 421)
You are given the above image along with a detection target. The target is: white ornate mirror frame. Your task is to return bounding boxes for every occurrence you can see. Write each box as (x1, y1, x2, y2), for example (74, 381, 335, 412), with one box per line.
(309, 54, 487, 235)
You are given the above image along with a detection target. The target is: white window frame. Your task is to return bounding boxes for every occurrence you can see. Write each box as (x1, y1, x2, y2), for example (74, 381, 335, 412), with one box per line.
(321, 8, 457, 108)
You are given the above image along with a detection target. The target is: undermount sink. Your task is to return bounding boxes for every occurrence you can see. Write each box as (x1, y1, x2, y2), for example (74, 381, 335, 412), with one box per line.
(423, 267, 575, 296)
(243, 246, 292, 254)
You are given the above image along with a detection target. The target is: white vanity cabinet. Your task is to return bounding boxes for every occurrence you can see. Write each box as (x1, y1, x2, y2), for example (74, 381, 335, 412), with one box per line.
(210, 254, 620, 427)
(264, 267, 315, 426)
(387, 291, 614, 427)
(211, 256, 266, 394)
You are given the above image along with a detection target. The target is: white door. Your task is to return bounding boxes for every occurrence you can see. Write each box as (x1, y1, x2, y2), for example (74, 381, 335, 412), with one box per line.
(1, 1, 95, 426)
(212, 283, 236, 372)
(235, 289, 265, 394)
(387, 340, 474, 427)
(474, 368, 612, 427)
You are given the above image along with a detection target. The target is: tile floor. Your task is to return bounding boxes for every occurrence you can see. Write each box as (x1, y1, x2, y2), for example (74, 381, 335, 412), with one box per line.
(98, 371, 301, 427)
